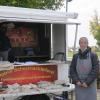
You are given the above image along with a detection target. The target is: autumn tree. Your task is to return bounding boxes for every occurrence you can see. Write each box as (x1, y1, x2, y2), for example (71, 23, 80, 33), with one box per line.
(0, 0, 64, 10)
(89, 11, 100, 46)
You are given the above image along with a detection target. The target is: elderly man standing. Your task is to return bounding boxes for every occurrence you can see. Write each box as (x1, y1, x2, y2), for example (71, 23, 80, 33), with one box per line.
(70, 37, 99, 100)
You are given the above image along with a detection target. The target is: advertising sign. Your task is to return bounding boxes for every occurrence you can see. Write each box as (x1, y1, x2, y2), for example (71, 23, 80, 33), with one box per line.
(0, 65, 57, 85)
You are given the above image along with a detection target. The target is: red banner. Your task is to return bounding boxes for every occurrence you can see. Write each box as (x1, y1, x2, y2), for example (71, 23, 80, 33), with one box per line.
(0, 65, 57, 85)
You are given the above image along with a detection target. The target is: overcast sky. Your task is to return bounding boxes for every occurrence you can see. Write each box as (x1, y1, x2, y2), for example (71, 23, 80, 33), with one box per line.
(60, 0, 100, 47)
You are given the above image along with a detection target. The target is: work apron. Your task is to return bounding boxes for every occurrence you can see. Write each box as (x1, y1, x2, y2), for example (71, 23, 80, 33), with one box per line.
(75, 53, 97, 100)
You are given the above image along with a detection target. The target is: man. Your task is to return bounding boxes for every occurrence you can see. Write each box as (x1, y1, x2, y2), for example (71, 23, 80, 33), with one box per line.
(0, 25, 11, 61)
(70, 37, 99, 100)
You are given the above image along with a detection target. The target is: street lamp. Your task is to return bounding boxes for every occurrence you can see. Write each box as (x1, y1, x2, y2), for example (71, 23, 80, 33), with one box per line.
(65, 0, 73, 61)
(65, 0, 80, 54)
(66, 0, 72, 12)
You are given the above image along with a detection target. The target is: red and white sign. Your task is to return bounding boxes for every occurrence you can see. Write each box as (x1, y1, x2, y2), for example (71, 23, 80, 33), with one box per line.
(0, 65, 57, 85)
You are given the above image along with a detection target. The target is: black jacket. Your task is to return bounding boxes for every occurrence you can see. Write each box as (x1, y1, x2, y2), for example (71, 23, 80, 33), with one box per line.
(0, 27, 11, 51)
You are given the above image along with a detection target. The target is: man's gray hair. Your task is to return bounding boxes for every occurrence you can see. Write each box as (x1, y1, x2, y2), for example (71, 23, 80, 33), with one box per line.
(79, 37, 88, 44)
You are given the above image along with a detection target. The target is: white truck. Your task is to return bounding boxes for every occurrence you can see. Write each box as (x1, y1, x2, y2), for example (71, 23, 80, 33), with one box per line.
(0, 6, 80, 100)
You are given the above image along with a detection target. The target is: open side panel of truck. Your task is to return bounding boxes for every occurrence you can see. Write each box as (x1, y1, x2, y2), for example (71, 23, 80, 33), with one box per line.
(0, 6, 80, 62)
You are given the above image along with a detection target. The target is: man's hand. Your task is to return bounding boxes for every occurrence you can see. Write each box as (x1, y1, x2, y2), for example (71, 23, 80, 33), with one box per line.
(76, 81, 82, 86)
(76, 81, 88, 88)
(82, 82, 88, 88)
